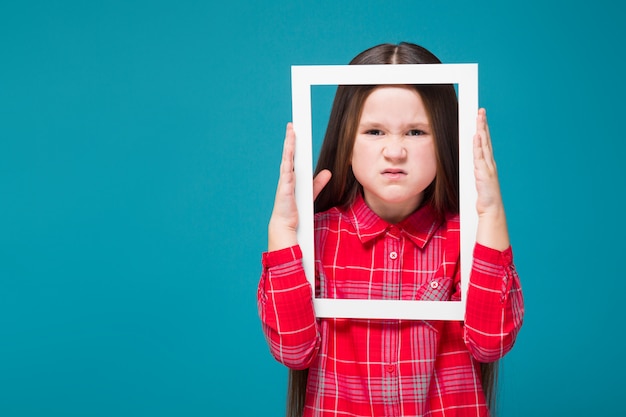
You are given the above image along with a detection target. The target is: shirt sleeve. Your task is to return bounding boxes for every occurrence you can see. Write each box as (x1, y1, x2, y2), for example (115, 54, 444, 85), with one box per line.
(462, 243, 524, 363)
(257, 245, 320, 370)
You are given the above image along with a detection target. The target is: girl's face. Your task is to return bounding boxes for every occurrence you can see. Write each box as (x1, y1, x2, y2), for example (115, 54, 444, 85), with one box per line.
(351, 86, 437, 223)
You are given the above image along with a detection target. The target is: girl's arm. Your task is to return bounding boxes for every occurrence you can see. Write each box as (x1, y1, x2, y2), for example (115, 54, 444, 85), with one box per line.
(463, 109, 524, 361)
(258, 245, 319, 369)
(259, 123, 331, 369)
(463, 244, 523, 362)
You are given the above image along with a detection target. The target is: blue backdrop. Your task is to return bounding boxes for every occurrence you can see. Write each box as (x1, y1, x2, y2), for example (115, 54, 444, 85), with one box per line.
(1, 1, 624, 415)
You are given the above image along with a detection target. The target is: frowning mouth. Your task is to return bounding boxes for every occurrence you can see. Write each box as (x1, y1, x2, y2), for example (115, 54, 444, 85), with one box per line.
(382, 169, 407, 179)
(382, 168, 407, 174)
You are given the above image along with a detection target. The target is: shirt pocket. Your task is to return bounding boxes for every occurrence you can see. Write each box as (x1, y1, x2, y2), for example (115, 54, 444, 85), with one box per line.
(404, 276, 453, 301)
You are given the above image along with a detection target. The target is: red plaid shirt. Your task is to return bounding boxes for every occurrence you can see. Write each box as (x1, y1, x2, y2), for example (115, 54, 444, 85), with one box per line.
(258, 195, 524, 417)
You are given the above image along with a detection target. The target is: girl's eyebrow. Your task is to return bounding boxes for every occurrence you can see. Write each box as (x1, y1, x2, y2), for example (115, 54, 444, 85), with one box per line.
(358, 120, 431, 129)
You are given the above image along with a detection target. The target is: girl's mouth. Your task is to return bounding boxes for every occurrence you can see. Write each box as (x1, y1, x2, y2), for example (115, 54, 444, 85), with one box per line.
(382, 169, 407, 179)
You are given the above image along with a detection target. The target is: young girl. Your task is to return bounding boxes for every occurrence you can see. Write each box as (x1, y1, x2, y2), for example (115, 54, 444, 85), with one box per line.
(258, 42, 524, 417)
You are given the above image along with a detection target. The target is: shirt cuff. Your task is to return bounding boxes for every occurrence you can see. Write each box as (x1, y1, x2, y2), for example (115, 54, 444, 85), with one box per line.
(473, 243, 513, 266)
(262, 245, 303, 268)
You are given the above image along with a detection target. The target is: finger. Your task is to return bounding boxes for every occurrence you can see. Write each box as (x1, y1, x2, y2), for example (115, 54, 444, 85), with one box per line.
(274, 123, 298, 204)
(473, 130, 483, 161)
(480, 108, 494, 158)
(475, 109, 496, 172)
(313, 169, 332, 201)
(280, 123, 296, 176)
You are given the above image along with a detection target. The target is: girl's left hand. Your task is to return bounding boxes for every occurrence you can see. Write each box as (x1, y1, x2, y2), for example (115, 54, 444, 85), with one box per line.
(473, 108, 510, 250)
(473, 108, 503, 216)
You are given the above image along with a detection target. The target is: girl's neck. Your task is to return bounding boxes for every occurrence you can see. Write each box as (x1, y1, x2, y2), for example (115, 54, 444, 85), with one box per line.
(361, 192, 423, 224)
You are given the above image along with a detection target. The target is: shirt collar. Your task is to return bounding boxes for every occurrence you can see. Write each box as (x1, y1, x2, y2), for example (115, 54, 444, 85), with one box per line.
(348, 194, 442, 249)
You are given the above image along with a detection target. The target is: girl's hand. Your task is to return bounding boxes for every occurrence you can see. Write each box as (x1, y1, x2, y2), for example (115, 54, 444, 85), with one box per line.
(268, 123, 332, 252)
(473, 108, 510, 250)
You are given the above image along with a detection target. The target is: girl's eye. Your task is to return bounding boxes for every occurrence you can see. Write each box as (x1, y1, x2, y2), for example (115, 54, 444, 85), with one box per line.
(407, 129, 427, 136)
(365, 129, 384, 136)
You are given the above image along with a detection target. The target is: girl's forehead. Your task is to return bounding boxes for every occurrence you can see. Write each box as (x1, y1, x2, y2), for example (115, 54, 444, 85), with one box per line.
(360, 87, 428, 120)
(363, 85, 425, 107)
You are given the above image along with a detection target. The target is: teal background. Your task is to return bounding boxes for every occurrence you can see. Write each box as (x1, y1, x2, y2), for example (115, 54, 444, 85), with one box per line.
(1, 1, 624, 415)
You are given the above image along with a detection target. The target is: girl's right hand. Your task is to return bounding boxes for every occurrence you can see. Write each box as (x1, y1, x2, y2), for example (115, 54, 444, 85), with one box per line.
(268, 123, 331, 252)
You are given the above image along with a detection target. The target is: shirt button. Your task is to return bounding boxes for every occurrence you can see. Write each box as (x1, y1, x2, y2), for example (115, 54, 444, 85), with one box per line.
(430, 281, 439, 289)
(385, 364, 395, 373)
(389, 251, 398, 260)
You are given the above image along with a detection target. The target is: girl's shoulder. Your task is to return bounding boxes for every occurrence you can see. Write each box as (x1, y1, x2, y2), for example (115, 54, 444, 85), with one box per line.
(314, 205, 352, 228)
(313, 206, 357, 252)
(437, 212, 460, 241)
(445, 212, 460, 228)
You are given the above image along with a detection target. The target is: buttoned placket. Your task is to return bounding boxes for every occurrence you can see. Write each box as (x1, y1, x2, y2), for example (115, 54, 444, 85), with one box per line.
(382, 225, 402, 415)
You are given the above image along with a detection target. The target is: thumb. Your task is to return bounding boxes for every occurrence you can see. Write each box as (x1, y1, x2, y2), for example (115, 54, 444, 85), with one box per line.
(313, 169, 332, 201)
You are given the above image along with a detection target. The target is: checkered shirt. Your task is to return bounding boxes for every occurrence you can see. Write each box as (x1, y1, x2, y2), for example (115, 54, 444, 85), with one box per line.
(258, 195, 524, 416)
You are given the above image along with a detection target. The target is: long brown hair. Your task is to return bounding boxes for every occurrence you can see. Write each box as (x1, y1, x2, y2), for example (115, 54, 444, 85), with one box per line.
(287, 42, 498, 416)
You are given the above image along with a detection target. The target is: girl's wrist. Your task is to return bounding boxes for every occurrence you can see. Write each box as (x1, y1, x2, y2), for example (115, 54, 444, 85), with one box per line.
(268, 222, 298, 252)
(476, 210, 510, 251)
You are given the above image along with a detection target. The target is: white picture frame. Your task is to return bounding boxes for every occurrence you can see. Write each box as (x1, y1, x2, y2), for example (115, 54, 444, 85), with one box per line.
(291, 63, 478, 320)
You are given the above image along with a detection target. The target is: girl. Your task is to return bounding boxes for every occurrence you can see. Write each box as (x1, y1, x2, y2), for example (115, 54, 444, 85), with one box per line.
(258, 42, 524, 417)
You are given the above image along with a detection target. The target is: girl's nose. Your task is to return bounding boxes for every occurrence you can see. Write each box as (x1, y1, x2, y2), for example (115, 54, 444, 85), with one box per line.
(382, 137, 407, 160)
